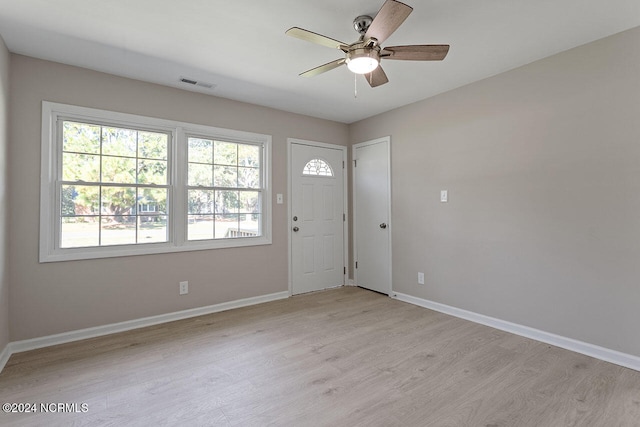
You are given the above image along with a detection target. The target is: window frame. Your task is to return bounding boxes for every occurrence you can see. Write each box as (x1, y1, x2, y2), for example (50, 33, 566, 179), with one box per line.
(40, 101, 272, 263)
(184, 132, 264, 243)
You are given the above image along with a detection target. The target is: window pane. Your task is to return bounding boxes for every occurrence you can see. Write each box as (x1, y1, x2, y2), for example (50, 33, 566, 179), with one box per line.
(188, 189, 214, 214)
(215, 214, 239, 238)
(61, 216, 99, 248)
(214, 165, 237, 187)
(240, 213, 260, 237)
(188, 215, 214, 240)
(188, 138, 213, 164)
(238, 167, 260, 189)
(188, 163, 213, 187)
(238, 144, 260, 167)
(101, 216, 136, 245)
(138, 131, 168, 160)
(63, 121, 100, 154)
(138, 215, 168, 243)
(102, 156, 136, 184)
(239, 191, 260, 213)
(62, 185, 99, 216)
(215, 191, 239, 214)
(138, 159, 168, 185)
(139, 187, 167, 214)
(214, 141, 237, 166)
(101, 187, 136, 216)
(62, 153, 100, 182)
(102, 127, 137, 157)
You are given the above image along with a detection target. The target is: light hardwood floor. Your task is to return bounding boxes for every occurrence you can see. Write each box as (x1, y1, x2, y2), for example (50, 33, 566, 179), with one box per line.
(1, 286, 639, 426)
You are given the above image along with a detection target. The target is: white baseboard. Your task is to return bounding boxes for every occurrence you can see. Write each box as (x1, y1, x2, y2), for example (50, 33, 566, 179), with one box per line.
(0, 342, 10, 373)
(6, 290, 637, 374)
(4, 291, 289, 366)
(393, 292, 640, 372)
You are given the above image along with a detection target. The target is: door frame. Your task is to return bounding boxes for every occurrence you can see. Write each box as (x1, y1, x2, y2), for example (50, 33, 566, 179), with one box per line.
(352, 136, 392, 295)
(287, 138, 349, 296)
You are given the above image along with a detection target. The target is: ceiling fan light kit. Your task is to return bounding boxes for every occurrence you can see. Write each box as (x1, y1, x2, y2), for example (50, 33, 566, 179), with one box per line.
(346, 48, 380, 74)
(286, 0, 450, 88)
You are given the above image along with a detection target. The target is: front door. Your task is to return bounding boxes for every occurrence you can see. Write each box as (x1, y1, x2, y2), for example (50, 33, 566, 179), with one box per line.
(290, 141, 345, 295)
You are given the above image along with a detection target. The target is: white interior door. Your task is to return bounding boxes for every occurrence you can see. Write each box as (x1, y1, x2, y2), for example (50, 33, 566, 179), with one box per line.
(353, 137, 391, 295)
(291, 141, 345, 295)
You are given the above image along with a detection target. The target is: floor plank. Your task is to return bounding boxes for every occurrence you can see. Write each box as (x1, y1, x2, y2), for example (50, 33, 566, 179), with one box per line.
(1, 287, 639, 426)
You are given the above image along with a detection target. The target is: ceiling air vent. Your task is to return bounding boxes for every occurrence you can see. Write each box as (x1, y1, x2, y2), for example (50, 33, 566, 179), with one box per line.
(179, 76, 216, 90)
(180, 77, 197, 85)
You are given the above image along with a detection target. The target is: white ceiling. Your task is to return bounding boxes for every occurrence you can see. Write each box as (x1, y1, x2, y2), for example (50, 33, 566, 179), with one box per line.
(0, 0, 638, 124)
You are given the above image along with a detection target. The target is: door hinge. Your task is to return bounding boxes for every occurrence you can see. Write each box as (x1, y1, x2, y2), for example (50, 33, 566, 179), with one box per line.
(354, 160, 357, 167)
(342, 160, 345, 169)
(344, 267, 346, 274)
(355, 261, 358, 268)
(343, 213, 345, 221)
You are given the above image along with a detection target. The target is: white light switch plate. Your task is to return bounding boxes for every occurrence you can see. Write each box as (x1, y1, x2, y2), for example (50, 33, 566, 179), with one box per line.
(440, 190, 448, 203)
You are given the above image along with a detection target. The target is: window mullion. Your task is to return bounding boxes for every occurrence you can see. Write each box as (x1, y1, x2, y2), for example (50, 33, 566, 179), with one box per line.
(173, 127, 186, 246)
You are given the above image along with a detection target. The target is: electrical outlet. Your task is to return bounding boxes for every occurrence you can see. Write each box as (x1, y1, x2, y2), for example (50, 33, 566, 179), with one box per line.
(418, 272, 425, 285)
(179, 281, 189, 295)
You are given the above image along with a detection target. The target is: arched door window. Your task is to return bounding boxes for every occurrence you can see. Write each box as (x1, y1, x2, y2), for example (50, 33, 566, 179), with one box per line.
(303, 158, 334, 177)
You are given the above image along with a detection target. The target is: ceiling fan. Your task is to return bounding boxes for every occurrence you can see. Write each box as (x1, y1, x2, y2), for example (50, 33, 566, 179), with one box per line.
(285, 0, 449, 88)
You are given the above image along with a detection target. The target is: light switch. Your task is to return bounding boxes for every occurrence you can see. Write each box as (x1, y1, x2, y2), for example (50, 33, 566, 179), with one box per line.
(440, 190, 448, 203)
(276, 193, 284, 204)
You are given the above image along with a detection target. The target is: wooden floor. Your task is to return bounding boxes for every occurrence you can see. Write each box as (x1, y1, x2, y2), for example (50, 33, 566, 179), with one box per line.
(1, 287, 640, 426)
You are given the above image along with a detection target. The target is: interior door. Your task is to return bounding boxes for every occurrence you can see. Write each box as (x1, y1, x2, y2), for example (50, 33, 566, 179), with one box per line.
(353, 137, 391, 295)
(291, 141, 345, 295)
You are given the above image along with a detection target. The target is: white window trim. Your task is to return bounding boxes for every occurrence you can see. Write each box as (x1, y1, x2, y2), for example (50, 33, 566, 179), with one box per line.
(40, 101, 272, 263)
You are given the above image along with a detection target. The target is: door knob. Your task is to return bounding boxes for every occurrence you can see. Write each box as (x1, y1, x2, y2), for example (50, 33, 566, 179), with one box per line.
(379, 223, 387, 229)
(293, 216, 298, 222)
(293, 226, 299, 232)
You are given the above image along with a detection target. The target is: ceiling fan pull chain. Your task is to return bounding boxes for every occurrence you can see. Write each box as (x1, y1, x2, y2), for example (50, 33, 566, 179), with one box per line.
(354, 73, 358, 98)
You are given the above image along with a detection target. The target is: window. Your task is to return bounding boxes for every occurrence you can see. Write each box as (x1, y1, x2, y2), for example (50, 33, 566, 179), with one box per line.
(40, 102, 272, 262)
(60, 121, 170, 248)
(303, 158, 333, 177)
(187, 137, 262, 240)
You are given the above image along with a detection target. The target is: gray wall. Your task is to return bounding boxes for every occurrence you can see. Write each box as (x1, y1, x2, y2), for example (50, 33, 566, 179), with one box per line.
(0, 36, 9, 352)
(8, 55, 348, 341)
(6, 27, 640, 359)
(350, 27, 640, 357)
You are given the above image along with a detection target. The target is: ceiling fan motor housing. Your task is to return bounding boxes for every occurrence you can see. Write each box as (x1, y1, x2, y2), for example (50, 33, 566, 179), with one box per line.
(353, 15, 373, 34)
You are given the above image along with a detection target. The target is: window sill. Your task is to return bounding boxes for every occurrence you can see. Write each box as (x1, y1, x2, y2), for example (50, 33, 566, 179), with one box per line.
(39, 235, 272, 263)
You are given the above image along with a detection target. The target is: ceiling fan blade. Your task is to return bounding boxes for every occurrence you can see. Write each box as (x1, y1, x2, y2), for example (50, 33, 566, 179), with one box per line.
(364, 65, 389, 88)
(286, 27, 349, 51)
(382, 44, 450, 61)
(364, 0, 413, 45)
(300, 58, 346, 78)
